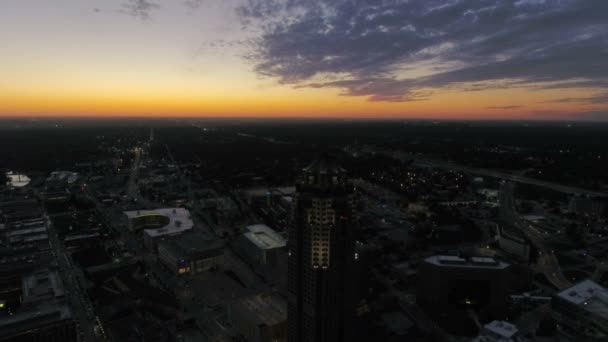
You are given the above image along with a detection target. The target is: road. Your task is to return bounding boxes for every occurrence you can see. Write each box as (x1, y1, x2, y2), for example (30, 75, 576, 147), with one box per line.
(382, 150, 608, 197)
(126, 147, 141, 199)
(499, 182, 572, 290)
(46, 214, 102, 342)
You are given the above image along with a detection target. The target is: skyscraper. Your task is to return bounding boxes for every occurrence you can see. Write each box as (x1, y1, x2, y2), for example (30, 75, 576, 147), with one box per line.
(288, 156, 358, 342)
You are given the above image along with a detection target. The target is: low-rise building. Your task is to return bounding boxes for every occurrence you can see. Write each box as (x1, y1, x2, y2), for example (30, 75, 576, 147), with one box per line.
(158, 232, 224, 275)
(233, 224, 286, 281)
(553, 279, 608, 339)
(228, 294, 287, 342)
(0, 269, 77, 342)
(0, 304, 77, 342)
(471, 320, 522, 342)
(2, 217, 49, 250)
(21, 269, 65, 306)
(124, 208, 194, 250)
(417, 255, 512, 313)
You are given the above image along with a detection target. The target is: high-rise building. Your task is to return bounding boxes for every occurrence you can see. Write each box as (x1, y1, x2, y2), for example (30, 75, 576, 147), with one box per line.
(288, 156, 358, 342)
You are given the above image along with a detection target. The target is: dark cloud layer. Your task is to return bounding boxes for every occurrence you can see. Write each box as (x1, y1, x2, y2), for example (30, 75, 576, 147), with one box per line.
(545, 92, 608, 104)
(239, 0, 608, 102)
(487, 105, 523, 110)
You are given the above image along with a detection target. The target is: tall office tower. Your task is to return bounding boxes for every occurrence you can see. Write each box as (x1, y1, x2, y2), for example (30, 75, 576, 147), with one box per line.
(288, 156, 358, 342)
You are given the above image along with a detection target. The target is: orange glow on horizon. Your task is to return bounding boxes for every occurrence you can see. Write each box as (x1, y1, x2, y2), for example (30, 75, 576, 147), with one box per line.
(0, 83, 601, 120)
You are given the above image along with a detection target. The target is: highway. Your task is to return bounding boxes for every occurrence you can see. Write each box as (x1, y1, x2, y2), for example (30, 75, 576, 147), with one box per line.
(126, 128, 153, 203)
(382, 150, 608, 197)
(499, 182, 572, 290)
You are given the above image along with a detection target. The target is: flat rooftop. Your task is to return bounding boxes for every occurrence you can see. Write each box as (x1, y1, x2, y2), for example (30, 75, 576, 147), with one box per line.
(23, 269, 65, 302)
(556, 279, 608, 319)
(234, 294, 287, 326)
(0, 303, 72, 333)
(425, 255, 510, 269)
(244, 224, 286, 250)
(125, 208, 194, 237)
(244, 187, 296, 198)
(160, 232, 223, 257)
(484, 320, 518, 339)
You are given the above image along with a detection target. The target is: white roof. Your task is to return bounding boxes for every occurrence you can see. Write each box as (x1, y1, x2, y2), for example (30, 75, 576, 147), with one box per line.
(556, 280, 608, 320)
(244, 224, 286, 250)
(125, 208, 194, 237)
(426, 255, 509, 269)
(484, 320, 518, 339)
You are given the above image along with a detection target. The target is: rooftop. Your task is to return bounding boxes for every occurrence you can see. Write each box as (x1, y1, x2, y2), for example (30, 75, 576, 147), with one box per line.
(160, 232, 223, 257)
(0, 303, 72, 333)
(232, 294, 287, 326)
(244, 224, 286, 250)
(556, 279, 608, 319)
(22, 269, 65, 303)
(483, 320, 518, 339)
(244, 186, 296, 198)
(125, 208, 194, 237)
(304, 155, 345, 175)
(425, 255, 510, 269)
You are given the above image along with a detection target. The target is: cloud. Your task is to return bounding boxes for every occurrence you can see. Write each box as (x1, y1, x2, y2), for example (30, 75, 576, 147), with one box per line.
(238, 0, 608, 103)
(545, 92, 608, 105)
(487, 105, 523, 109)
(121, 0, 160, 20)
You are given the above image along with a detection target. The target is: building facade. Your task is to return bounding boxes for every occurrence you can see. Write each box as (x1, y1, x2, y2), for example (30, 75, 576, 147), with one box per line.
(233, 224, 286, 281)
(417, 255, 512, 314)
(288, 157, 358, 342)
(157, 232, 224, 275)
(553, 279, 608, 339)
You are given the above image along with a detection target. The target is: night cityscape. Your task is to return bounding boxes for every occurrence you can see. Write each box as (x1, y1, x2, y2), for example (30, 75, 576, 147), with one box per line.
(2, 1, 608, 342)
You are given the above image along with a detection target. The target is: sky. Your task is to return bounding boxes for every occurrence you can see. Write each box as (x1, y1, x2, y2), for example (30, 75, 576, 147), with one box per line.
(1, 0, 607, 120)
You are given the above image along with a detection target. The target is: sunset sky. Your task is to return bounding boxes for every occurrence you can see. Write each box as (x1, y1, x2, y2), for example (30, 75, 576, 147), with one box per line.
(1, 0, 607, 120)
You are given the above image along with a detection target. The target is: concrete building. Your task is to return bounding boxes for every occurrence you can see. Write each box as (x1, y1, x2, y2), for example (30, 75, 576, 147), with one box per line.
(417, 255, 511, 313)
(228, 294, 287, 342)
(234, 224, 286, 280)
(497, 226, 530, 261)
(553, 279, 608, 339)
(158, 232, 224, 275)
(0, 269, 76, 342)
(0, 200, 44, 224)
(21, 269, 65, 306)
(44, 171, 79, 202)
(569, 197, 607, 217)
(125, 207, 194, 232)
(2, 217, 49, 250)
(243, 187, 296, 207)
(471, 320, 521, 342)
(124, 208, 194, 250)
(0, 304, 77, 342)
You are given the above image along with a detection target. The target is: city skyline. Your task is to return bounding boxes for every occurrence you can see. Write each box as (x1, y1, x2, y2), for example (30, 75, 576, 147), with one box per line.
(1, 0, 608, 120)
